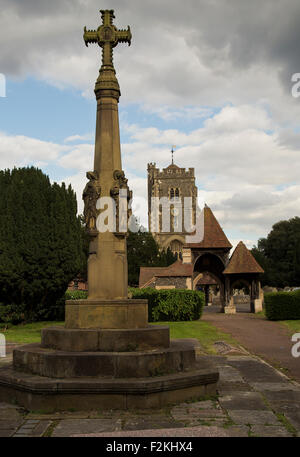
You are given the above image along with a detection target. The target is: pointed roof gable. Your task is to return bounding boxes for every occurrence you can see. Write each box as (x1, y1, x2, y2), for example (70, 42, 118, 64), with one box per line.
(185, 205, 232, 249)
(223, 241, 264, 274)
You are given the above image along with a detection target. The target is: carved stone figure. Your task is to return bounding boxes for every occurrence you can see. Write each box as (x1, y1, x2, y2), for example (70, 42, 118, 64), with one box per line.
(110, 169, 132, 235)
(83, 171, 101, 233)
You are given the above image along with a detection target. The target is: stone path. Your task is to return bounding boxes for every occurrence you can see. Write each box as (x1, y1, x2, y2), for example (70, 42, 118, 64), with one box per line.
(1, 353, 299, 437)
(203, 309, 300, 382)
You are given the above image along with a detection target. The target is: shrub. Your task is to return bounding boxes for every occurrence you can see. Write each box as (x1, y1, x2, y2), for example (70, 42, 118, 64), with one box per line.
(41, 290, 89, 322)
(265, 290, 300, 320)
(65, 290, 88, 300)
(0, 304, 26, 325)
(129, 288, 204, 322)
(0, 290, 89, 324)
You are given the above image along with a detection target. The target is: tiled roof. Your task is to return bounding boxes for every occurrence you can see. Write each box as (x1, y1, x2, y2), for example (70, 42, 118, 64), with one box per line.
(223, 241, 264, 274)
(139, 260, 193, 287)
(139, 267, 165, 288)
(194, 272, 218, 285)
(185, 205, 232, 249)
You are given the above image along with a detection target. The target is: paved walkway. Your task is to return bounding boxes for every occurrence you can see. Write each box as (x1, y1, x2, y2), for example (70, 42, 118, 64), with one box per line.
(1, 352, 300, 437)
(203, 308, 300, 382)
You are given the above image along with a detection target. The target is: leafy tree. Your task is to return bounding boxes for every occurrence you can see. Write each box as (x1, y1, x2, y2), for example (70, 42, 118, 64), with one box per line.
(251, 217, 300, 287)
(127, 219, 177, 287)
(0, 167, 86, 322)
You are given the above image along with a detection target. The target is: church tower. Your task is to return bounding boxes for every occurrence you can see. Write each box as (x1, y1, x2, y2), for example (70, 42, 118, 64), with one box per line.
(147, 157, 197, 257)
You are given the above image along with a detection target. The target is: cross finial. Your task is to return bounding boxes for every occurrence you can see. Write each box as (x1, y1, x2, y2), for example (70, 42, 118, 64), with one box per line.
(84, 10, 131, 69)
(171, 145, 176, 165)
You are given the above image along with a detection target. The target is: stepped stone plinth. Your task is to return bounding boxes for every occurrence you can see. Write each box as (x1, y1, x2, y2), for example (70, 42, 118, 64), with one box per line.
(0, 10, 218, 411)
(65, 299, 148, 329)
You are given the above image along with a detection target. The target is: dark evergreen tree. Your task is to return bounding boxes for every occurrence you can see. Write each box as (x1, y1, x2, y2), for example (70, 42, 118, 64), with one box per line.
(251, 216, 300, 287)
(0, 167, 85, 322)
(127, 220, 177, 287)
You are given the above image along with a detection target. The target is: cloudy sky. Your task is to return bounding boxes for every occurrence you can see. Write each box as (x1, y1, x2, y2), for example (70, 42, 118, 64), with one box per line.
(1, 0, 300, 249)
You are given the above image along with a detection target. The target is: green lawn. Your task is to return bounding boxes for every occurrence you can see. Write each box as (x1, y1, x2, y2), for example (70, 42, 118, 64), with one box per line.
(154, 321, 239, 354)
(0, 320, 238, 354)
(279, 320, 300, 335)
(0, 321, 64, 344)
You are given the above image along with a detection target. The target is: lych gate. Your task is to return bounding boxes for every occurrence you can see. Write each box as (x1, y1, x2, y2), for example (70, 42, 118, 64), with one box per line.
(185, 206, 264, 313)
(140, 204, 264, 314)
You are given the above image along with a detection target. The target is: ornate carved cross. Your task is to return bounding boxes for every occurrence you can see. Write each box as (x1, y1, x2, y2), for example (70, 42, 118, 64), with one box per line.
(84, 9, 131, 69)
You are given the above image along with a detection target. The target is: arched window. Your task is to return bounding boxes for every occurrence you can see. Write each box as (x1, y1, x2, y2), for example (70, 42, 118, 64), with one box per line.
(170, 188, 175, 199)
(175, 188, 180, 198)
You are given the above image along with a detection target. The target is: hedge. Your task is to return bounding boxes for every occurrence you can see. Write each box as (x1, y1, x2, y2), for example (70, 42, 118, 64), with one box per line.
(0, 290, 89, 324)
(129, 288, 204, 322)
(265, 290, 300, 320)
(0, 288, 204, 324)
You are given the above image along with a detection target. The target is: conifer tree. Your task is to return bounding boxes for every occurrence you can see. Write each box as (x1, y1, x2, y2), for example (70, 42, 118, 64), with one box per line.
(127, 221, 177, 287)
(0, 167, 85, 322)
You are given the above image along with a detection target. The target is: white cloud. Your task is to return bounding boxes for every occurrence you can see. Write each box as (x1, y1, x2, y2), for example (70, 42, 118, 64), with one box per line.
(64, 133, 93, 143)
(58, 143, 93, 171)
(0, 132, 67, 169)
(1, 102, 299, 245)
(2, 0, 300, 126)
(0, 1, 300, 246)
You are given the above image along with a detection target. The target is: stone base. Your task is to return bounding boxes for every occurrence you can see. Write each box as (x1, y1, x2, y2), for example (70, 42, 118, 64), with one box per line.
(254, 299, 263, 313)
(41, 325, 170, 352)
(224, 306, 236, 314)
(13, 340, 195, 379)
(65, 299, 148, 329)
(0, 358, 218, 411)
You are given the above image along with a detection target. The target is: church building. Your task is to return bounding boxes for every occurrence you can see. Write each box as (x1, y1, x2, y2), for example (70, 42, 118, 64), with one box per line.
(140, 158, 264, 314)
(147, 158, 197, 258)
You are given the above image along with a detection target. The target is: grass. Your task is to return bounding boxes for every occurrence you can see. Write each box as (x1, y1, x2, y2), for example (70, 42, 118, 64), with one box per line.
(0, 319, 239, 353)
(275, 412, 298, 437)
(0, 321, 64, 343)
(279, 320, 300, 335)
(154, 320, 239, 354)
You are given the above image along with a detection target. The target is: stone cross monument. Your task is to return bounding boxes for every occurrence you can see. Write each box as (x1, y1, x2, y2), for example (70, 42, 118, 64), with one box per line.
(83, 9, 131, 301)
(0, 10, 218, 411)
(64, 10, 144, 329)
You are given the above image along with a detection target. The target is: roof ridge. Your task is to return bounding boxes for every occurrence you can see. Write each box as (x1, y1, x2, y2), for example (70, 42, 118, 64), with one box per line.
(224, 241, 264, 274)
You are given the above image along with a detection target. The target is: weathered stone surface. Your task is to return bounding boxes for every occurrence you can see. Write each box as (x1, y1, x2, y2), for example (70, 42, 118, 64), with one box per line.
(13, 340, 196, 378)
(0, 361, 218, 412)
(250, 425, 293, 437)
(227, 359, 288, 383)
(72, 426, 239, 437)
(0, 429, 16, 437)
(65, 299, 148, 329)
(284, 411, 300, 431)
(0, 402, 24, 421)
(218, 382, 251, 393)
(262, 390, 300, 402)
(123, 415, 180, 431)
(223, 426, 250, 437)
(52, 418, 121, 437)
(218, 365, 245, 383)
(219, 392, 268, 410)
(249, 382, 299, 392)
(228, 410, 280, 425)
